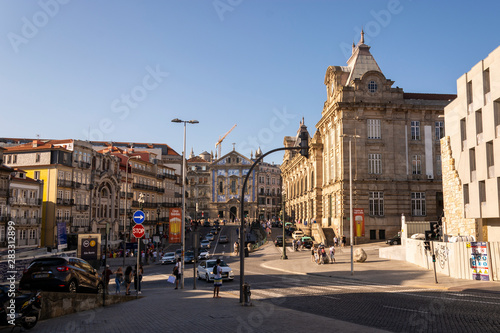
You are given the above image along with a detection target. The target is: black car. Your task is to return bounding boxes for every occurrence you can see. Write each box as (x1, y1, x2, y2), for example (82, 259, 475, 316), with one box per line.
(202, 221, 211, 227)
(184, 251, 195, 263)
(20, 257, 103, 294)
(275, 235, 284, 247)
(386, 235, 401, 245)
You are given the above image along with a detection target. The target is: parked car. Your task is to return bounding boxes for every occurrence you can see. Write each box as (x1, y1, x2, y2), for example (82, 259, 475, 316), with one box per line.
(200, 240, 211, 249)
(386, 235, 401, 245)
(160, 252, 176, 264)
(198, 249, 210, 260)
(300, 236, 313, 249)
(219, 235, 228, 243)
(292, 230, 305, 240)
(184, 250, 195, 263)
(410, 233, 426, 240)
(20, 257, 103, 294)
(197, 259, 234, 282)
(274, 235, 284, 247)
(205, 233, 215, 241)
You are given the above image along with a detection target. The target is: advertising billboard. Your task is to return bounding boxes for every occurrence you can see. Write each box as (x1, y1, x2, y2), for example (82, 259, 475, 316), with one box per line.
(169, 207, 182, 243)
(354, 208, 365, 237)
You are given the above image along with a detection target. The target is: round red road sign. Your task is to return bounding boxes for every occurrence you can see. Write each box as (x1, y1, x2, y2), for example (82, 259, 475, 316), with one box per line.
(132, 224, 145, 239)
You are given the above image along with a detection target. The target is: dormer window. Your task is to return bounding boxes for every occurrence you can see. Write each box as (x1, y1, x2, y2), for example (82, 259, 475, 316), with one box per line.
(368, 80, 378, 93)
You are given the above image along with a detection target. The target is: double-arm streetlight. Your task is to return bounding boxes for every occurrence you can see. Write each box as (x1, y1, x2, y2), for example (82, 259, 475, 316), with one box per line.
(172, 118, 199, 289)
(123, 155, 140, 269)
(341, 134, 359, 276)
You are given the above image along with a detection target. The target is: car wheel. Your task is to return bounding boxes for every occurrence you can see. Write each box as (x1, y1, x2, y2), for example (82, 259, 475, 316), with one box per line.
(68, 280, 78, 293)
(21, 312, 38, 330)
(205, 273, 209, 282)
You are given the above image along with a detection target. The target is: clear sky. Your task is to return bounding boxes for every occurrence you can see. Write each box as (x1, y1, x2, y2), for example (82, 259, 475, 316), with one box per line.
(1, 0, 499, 164)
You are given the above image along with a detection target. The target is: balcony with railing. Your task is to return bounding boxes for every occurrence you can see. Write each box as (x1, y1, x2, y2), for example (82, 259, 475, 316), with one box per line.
(73, 181, 83, 189)
(57, 198, 74, 206)
(57, 179, 73, 188)
(12, 217, 41, 226)
(120, 191, 134, 199)
(0, 188, 8, 197)
(0, 215, 11, 222)
(131, 167, 156, 177)
(156, 187, 165, 193)
(132, 183, 158, 192)
(78, 161, 91, 169)
(56, 217, 73, 223)
(9, 197, 42, 206)
(76, 204, 89, 211)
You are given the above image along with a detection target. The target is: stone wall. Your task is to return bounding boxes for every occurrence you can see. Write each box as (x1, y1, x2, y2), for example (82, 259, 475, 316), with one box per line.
(40, 292, 137, 320)
(440, 136, 477, 238)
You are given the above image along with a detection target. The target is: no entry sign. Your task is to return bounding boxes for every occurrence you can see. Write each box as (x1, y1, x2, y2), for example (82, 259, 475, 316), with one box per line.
(132, 224, 145, 239)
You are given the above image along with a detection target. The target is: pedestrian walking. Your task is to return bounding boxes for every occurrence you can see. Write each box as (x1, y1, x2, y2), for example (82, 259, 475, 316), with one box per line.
(329, 245, 335, 263)
(213, 258, 223, 298)
(342, 235, 346, 247)
(311, 247, 315, 262)
(173, 258, 182, 289)
(114, 267, 123, 294)
(292, 239, 296, 251)
(124, 266, 133, 295)
(334, 236, 338, 247)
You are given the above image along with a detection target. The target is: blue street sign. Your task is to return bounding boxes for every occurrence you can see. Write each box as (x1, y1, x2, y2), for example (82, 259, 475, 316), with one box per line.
(133, 210, 145, 224)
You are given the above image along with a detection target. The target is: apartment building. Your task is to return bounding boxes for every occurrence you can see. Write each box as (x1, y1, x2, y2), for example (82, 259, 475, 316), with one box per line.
(255, 148, 282, 221)
(187, 150, 212, 221)
(8, 169, 43, 247)
(3, 139, 121, 248)
(442, 45, 500, 241)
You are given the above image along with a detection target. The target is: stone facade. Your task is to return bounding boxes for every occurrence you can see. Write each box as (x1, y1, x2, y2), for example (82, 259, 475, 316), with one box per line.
(441, 136, 477, 238)
(282, 32, 455, 243)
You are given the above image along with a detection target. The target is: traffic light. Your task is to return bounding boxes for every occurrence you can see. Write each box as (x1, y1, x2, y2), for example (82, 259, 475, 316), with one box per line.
(423, 241, 431, 252)
(432, 223, 439, 239)
(299, 129, 309, 158)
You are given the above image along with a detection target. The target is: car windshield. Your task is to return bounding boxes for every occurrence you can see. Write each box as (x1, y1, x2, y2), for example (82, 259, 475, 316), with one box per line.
(186, 251, 194, 256)
(206, 261, 227, 268)
(164, 253, 175, 256)
(28, 257, 66, 268)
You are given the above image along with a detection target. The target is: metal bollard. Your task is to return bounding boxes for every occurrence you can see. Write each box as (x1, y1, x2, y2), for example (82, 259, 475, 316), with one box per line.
(243, 283, 252, 306)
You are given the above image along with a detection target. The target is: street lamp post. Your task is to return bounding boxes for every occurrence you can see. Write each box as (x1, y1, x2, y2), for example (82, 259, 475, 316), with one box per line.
(123, 155, 140, 269)
(341, 134, 359, 276)
(172, 118, 199, 289)
(282, 193, 287, 260)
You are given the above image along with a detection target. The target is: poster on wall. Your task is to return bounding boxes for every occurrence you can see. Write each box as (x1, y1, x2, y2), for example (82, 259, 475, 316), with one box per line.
(353, 208, 365, 237)
(169, 207, 182, 243)
(470, 242, 489, 281)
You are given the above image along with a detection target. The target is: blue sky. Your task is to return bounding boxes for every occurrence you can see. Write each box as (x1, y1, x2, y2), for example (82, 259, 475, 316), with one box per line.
(1, 0, 499, 164)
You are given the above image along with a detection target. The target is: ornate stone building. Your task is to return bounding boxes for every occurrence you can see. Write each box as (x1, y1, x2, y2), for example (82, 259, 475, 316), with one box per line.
(255, 148, 282, 221)
(282, 32, 455, 243)
(442, 45, 500, 241)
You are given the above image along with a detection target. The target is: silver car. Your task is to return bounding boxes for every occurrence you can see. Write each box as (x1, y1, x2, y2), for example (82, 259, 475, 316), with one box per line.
(196, 259, 234, 282)
(160, 252, 176, 264)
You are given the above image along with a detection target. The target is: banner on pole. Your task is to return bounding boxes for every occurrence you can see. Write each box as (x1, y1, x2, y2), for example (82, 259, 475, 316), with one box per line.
(354, 208, 365, 237)
(169, 208, 182, 243)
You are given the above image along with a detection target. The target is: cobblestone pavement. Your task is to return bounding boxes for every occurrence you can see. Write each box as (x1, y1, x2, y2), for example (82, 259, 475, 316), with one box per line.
(4, 238, 499, 333)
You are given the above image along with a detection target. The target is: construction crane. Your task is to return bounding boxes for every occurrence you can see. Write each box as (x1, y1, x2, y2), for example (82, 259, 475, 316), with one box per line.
(215, 124, 237, 158)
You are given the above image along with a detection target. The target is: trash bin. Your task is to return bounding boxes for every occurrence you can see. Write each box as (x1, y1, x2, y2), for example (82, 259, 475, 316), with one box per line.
(244, 247, 249, 257)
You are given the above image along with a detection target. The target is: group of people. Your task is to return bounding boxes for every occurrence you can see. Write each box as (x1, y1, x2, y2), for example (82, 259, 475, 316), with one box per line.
(333, 236, 347, 247)
(101, 264, 143, 295)
(291, 239, 303, 251)
(311, 245, 336, 265)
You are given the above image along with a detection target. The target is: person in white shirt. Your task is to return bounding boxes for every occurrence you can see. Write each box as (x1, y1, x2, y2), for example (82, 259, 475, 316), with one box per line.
(174, 258, 182, 289)
(213, 258, 222, 298)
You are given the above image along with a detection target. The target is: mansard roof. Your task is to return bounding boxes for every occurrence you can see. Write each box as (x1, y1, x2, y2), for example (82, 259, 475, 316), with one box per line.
(346, 30, 382, 85)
